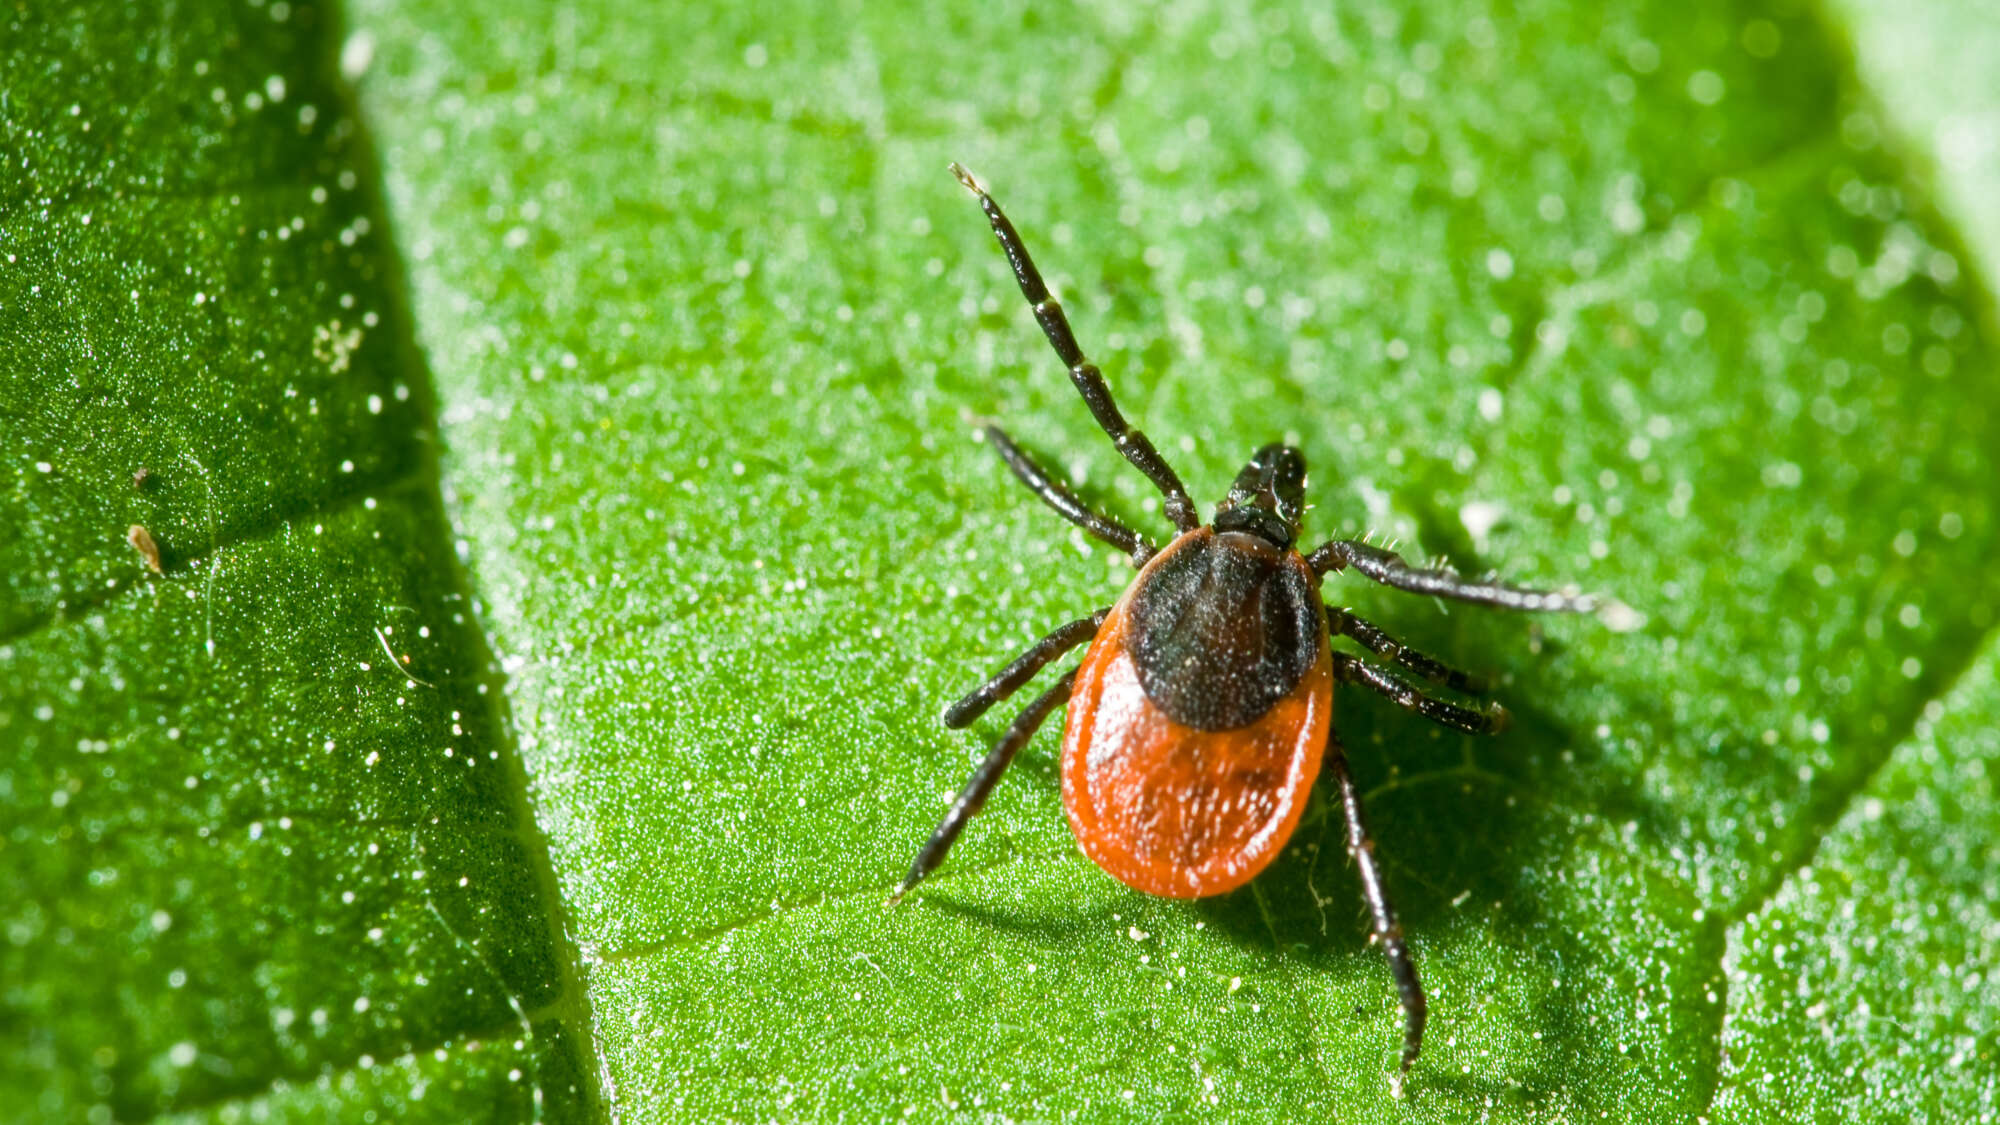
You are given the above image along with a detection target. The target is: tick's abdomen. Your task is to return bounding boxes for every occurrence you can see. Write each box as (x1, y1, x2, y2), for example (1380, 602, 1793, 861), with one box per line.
(1061, 529, 1332, 897)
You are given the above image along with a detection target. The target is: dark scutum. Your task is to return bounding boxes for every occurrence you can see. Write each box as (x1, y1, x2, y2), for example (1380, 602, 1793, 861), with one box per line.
(1126, 532, 1322, 731)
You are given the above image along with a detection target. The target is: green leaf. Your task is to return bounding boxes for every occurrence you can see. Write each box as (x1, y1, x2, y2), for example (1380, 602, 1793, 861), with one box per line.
(340, 0, 2000, 1118)
(1, 6, 591, 1121)
(1710, 634, 2000, 1120)
(9, 0, 1998, 1121)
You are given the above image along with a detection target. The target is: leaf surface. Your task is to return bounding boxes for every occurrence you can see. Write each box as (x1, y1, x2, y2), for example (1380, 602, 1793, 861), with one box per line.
(1, 5, 592, 1120)
(344, 0, 2000, 1119)
(7, 0, 1998, 1120)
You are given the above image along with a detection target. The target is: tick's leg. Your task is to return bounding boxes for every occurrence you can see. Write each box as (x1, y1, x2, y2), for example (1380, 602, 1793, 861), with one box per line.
(951, 163, 1199, 534)
(890, 667, 1079, 904)
(1332, 653, 1508, 735)
(1326, 744, 1428, 1075)
(1326, 606, 1490, 694)
(1308, 538, 1596, 613)
(943, 609, 1107, 729)
(985, 425, 1154, 566)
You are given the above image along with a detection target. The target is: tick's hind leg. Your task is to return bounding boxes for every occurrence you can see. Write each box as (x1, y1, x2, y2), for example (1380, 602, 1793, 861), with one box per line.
(891, 668, 1078, 904)
(1325, 745, 1428, 1077)
(1332, 653, 1508, 735)
(1328, 606, 1490, 694)
(950, 163, 1199, 534)
(984, 426, 1154, 566)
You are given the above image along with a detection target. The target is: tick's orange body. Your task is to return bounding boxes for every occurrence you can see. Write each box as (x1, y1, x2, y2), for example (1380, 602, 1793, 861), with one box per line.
(1062, 528, 1332, 897)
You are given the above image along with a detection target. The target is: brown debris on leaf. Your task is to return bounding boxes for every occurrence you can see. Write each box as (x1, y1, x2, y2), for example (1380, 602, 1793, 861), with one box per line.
(128, 524, 163, 574)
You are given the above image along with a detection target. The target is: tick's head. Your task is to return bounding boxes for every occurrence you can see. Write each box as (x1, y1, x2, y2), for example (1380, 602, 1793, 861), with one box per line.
(1214, 443, 1306, 548)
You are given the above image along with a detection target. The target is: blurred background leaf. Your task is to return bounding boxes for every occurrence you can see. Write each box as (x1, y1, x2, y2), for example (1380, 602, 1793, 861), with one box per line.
(5, 0, 1996, 1121)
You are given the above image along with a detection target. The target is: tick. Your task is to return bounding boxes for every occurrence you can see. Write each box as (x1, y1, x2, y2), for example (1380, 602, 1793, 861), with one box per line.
(890, 164, 1598, 1076)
